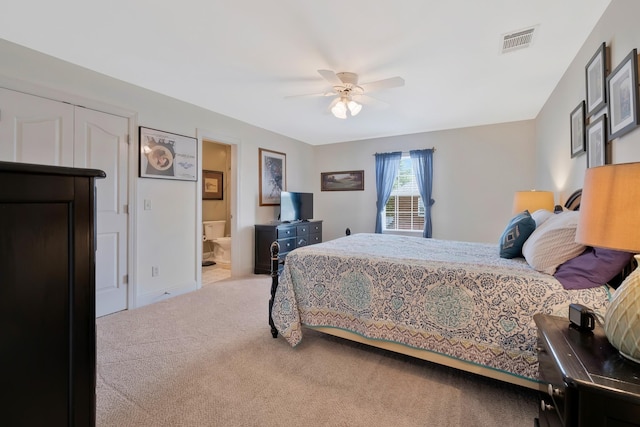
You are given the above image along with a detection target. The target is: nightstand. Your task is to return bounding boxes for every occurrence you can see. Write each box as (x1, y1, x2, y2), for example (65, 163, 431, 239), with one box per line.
(534, 314, 640, 427)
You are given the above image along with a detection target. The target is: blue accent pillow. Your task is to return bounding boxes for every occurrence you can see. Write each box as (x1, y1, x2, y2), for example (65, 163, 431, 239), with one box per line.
(499, 210, 536, 259)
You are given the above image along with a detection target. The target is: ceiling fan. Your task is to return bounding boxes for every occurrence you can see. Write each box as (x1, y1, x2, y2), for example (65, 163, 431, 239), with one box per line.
(287, 69, 405, 119)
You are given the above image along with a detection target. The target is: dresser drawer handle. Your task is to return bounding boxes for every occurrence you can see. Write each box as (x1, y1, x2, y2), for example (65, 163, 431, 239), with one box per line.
(547, 384, 563, 397)
(540, 400, 554, 412)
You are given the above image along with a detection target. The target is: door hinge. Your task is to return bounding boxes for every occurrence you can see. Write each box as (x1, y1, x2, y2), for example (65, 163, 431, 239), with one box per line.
(123, 204, 128, 214)
(123, 274, 128, 285)
(125, 134, 130, 144)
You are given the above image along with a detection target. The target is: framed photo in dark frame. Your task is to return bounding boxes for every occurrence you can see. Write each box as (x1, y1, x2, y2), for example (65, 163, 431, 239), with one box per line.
(259, 148, 286, 206)
(570, 101, 586, 158)
(202, 170, 223, 200)
(586, 114, 608, 168)
(585, 42, 607, 117)
(320, 170, 364, 191)
(607, 48, 640, 140)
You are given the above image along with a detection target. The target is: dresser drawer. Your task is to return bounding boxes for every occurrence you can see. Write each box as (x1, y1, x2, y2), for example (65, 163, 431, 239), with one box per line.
(309, 223, 322, 234)
(537, 393, 562, 427)
(537, 333, 568, 424)
(296, 224, 309, 236)
(296, 236, 308, 248)
(277, 237, 295, 253)
(277, 226, 296, 239)
(309, 232, 321, 244)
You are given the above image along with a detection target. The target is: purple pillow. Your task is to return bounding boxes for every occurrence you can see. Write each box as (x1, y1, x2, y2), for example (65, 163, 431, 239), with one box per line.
(553, 247, 634, 290)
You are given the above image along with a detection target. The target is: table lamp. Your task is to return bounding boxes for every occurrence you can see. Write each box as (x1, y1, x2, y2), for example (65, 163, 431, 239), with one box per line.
(576, 162, 640, 363)
(512, 190, 555, 214)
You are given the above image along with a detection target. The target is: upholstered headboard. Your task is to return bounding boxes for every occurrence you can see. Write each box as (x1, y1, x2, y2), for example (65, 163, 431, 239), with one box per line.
(564, 189, 582, 211)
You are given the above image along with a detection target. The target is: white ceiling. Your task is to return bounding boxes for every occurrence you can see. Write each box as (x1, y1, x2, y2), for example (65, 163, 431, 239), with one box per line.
(0, 0, 611, 145)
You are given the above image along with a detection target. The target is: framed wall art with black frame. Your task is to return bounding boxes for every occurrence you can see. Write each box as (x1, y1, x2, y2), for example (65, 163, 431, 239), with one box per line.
(570, 101, 586, 158)
(585, 42, 607, 117)
(259, 148, 286, 206)
(320, 170, 364, 191)
(202, 170, 223, 200)
(607, 48, 640, 140)
(139, 126, 198, 181)
(586, 114, 608, 168)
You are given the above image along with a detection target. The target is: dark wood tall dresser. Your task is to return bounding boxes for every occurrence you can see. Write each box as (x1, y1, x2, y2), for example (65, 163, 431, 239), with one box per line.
(0, 161, 105, 426)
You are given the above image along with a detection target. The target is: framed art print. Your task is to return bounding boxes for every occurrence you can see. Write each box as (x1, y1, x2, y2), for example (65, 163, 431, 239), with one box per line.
(585, 42, 607, 117)
(586, 114, 608, 168)
(321, 170, 364, 191)
(203, 170, 223, 200)
(259, 148, 286, 206)
(139, 126, 197, 181)
(607, 48, 640, 140)
(570, 101, 586, 158)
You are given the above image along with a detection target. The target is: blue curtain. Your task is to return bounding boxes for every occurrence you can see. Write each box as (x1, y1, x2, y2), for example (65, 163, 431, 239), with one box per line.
(375, 151, 402, 233)
(410, 149, 435, 238)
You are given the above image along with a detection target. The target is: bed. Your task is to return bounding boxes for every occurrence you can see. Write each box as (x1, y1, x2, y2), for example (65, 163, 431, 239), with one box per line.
(268, 193, 619, 390)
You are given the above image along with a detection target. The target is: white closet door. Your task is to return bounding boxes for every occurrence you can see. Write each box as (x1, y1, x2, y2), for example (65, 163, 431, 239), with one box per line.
(0, 88, 74, 166)
(74, 106, 129, 317)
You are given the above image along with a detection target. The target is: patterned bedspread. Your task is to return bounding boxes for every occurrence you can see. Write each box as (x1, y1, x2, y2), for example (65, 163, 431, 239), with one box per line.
(271, 233, 611, 381)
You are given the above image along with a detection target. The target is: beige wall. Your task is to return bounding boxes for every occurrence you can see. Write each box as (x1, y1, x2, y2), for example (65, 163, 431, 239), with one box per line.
(0, 39, 314, 307)
(313, 120, 537, 243)
(536, 0, 640, 199)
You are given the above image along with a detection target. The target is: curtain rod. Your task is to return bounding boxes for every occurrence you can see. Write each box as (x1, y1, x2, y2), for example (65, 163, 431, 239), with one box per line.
(373, 147, 436, 155)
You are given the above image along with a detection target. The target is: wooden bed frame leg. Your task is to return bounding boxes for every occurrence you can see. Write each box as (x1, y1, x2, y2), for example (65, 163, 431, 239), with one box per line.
(268, 241, 280, 338)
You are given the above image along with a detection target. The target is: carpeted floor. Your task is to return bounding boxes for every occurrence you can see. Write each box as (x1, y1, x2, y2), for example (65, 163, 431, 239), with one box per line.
(96, 275, 538, 426)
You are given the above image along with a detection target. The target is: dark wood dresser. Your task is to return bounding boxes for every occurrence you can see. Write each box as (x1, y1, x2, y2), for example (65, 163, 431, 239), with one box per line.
(0, 161, 105, 426)
(254, 220, 322, 274)
(534, 314, 640, 427)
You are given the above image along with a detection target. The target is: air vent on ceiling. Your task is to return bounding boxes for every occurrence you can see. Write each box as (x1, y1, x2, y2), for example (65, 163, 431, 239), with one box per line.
(501, 26, 537, 53)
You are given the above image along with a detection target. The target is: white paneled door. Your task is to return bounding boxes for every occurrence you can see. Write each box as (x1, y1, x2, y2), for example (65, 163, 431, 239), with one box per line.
(0, 88, 74, 166)
(74, 107, 129, 317)
(0, 88, 129, 317)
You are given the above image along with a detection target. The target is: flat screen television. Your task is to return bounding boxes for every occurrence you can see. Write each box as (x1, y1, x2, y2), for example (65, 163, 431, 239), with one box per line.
(280, 191, 313, 222)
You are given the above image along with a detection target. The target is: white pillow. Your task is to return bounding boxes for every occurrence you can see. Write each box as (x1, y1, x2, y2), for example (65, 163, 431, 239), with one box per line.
(522, 211, 586, 275)
(530, 209, 554, 228)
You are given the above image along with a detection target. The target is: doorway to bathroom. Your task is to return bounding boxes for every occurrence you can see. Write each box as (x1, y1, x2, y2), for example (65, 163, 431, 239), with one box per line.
(202, 139, 232, 284)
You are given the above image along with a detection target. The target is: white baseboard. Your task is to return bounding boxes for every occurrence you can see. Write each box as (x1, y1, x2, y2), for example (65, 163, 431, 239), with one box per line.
(136, 282, 197, 308)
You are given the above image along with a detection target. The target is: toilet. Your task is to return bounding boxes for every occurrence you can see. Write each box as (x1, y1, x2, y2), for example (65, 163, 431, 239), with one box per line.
(203, 220, 231, 264)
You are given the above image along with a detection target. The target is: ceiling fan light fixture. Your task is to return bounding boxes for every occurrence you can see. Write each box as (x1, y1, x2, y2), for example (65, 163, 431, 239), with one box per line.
(331, 100, 347, 119)
(347, 100, 362, 116)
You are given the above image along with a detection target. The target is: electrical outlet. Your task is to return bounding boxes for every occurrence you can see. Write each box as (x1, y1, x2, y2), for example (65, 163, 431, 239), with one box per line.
(151, 266, 159, 277)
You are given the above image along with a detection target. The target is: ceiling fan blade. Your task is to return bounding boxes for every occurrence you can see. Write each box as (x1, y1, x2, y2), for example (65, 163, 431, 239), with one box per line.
(284, 90, 336, 99)
(318, 69, 343, 85)
(360, 76, 405, 93)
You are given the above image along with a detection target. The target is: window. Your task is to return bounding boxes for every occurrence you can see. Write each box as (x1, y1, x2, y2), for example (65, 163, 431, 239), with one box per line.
(384, 156, 424, 232)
